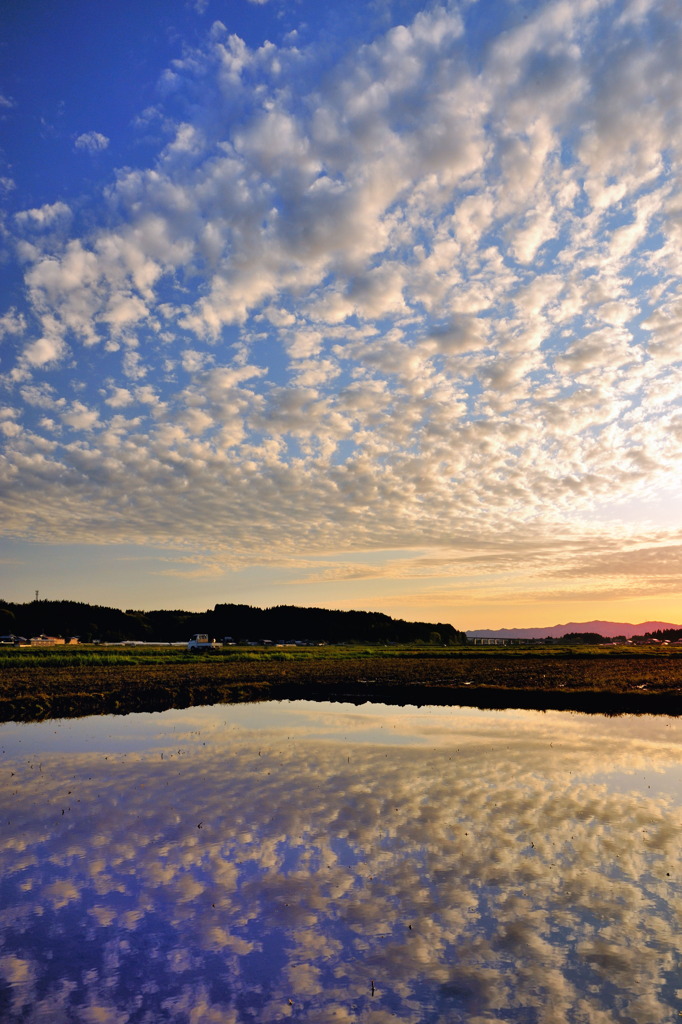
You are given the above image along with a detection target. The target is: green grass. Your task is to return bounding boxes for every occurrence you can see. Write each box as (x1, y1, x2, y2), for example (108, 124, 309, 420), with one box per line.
(0, 643, 460, 668)
(0, 640, 680, 669)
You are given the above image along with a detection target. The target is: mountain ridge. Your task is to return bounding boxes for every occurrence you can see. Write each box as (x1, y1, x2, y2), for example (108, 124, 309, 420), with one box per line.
(466, 620, 681, 639)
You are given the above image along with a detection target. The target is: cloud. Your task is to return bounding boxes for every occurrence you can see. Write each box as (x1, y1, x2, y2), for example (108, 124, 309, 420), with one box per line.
(425, 315, 490, 355)
(19, 334, 66, 368)
(14, 202, 71, 230)
(0, 309, 26, 339)
(61, 401, 100, 431)
(74, 131, 110, 153)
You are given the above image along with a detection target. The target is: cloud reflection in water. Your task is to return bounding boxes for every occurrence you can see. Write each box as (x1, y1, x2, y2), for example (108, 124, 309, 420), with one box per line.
(0, 703, 680, 1022)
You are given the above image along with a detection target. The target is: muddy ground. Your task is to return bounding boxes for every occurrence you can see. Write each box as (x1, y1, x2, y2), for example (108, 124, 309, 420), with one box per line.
(1, 652, 681, 721)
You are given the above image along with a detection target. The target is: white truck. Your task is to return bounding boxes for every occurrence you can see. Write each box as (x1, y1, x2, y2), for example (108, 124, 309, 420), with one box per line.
(186, 633, 221, 652)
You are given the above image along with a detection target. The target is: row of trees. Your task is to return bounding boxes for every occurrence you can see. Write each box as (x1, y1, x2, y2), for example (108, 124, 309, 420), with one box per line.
(562, 630, 682, 644)
(643, 628, 682, 642)
(560, 632, 608, 644)
(0, 599, 466, 646)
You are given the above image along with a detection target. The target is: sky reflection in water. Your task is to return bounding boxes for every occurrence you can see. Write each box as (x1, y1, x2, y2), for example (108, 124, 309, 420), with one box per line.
(0, 702, 680, 1023)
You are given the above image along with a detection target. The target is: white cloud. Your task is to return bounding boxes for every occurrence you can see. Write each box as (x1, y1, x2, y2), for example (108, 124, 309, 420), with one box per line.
(20, 334, 66, 368)
(74, 131, 110, 153)
(61, 401, 100, 431)
(0, 309, 26, 339)
(14, 201, 71, 229)
(104, 387, 134, 408)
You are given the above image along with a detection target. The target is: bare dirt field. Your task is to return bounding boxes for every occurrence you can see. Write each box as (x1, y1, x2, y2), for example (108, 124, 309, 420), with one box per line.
(1, 646, 681, 721)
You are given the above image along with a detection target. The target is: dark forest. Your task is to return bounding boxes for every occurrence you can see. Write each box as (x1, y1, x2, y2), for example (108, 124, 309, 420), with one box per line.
(0, 599, 465, 646)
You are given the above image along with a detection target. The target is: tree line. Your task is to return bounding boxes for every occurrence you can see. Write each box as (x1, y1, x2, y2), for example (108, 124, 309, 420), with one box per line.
(0, 599, 466, 646)
(643, 628, 682, 642)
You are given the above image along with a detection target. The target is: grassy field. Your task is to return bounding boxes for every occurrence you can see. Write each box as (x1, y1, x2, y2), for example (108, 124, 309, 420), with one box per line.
(0, 643, 681, 721)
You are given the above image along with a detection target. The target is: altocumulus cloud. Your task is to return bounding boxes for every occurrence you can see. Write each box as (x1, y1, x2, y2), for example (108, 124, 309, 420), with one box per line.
(2, 0, 682, 597)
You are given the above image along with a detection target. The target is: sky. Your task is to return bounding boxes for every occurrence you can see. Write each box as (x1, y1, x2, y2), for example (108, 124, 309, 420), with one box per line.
(1, 0, 681, 630)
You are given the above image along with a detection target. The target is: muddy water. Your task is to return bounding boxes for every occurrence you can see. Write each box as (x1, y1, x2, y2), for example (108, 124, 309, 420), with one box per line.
(0, 702, 680, 1022)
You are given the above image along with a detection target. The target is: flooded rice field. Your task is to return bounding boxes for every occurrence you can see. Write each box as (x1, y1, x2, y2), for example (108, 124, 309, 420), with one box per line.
(0, 701, 680, 1022)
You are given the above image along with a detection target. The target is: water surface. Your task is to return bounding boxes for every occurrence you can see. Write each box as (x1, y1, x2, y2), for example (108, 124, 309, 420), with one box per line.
(1, 701, 680, 1022)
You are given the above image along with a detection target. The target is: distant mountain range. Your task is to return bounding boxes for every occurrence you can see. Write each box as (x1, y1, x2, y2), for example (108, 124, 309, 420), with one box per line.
(466, 620, 682, 640)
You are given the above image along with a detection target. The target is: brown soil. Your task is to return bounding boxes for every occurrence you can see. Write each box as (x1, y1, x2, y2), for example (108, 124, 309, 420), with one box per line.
(1, 653, 681, 722)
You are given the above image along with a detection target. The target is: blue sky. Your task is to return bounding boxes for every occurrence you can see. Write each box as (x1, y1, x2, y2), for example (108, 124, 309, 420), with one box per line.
(1, 0, 682, 629)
